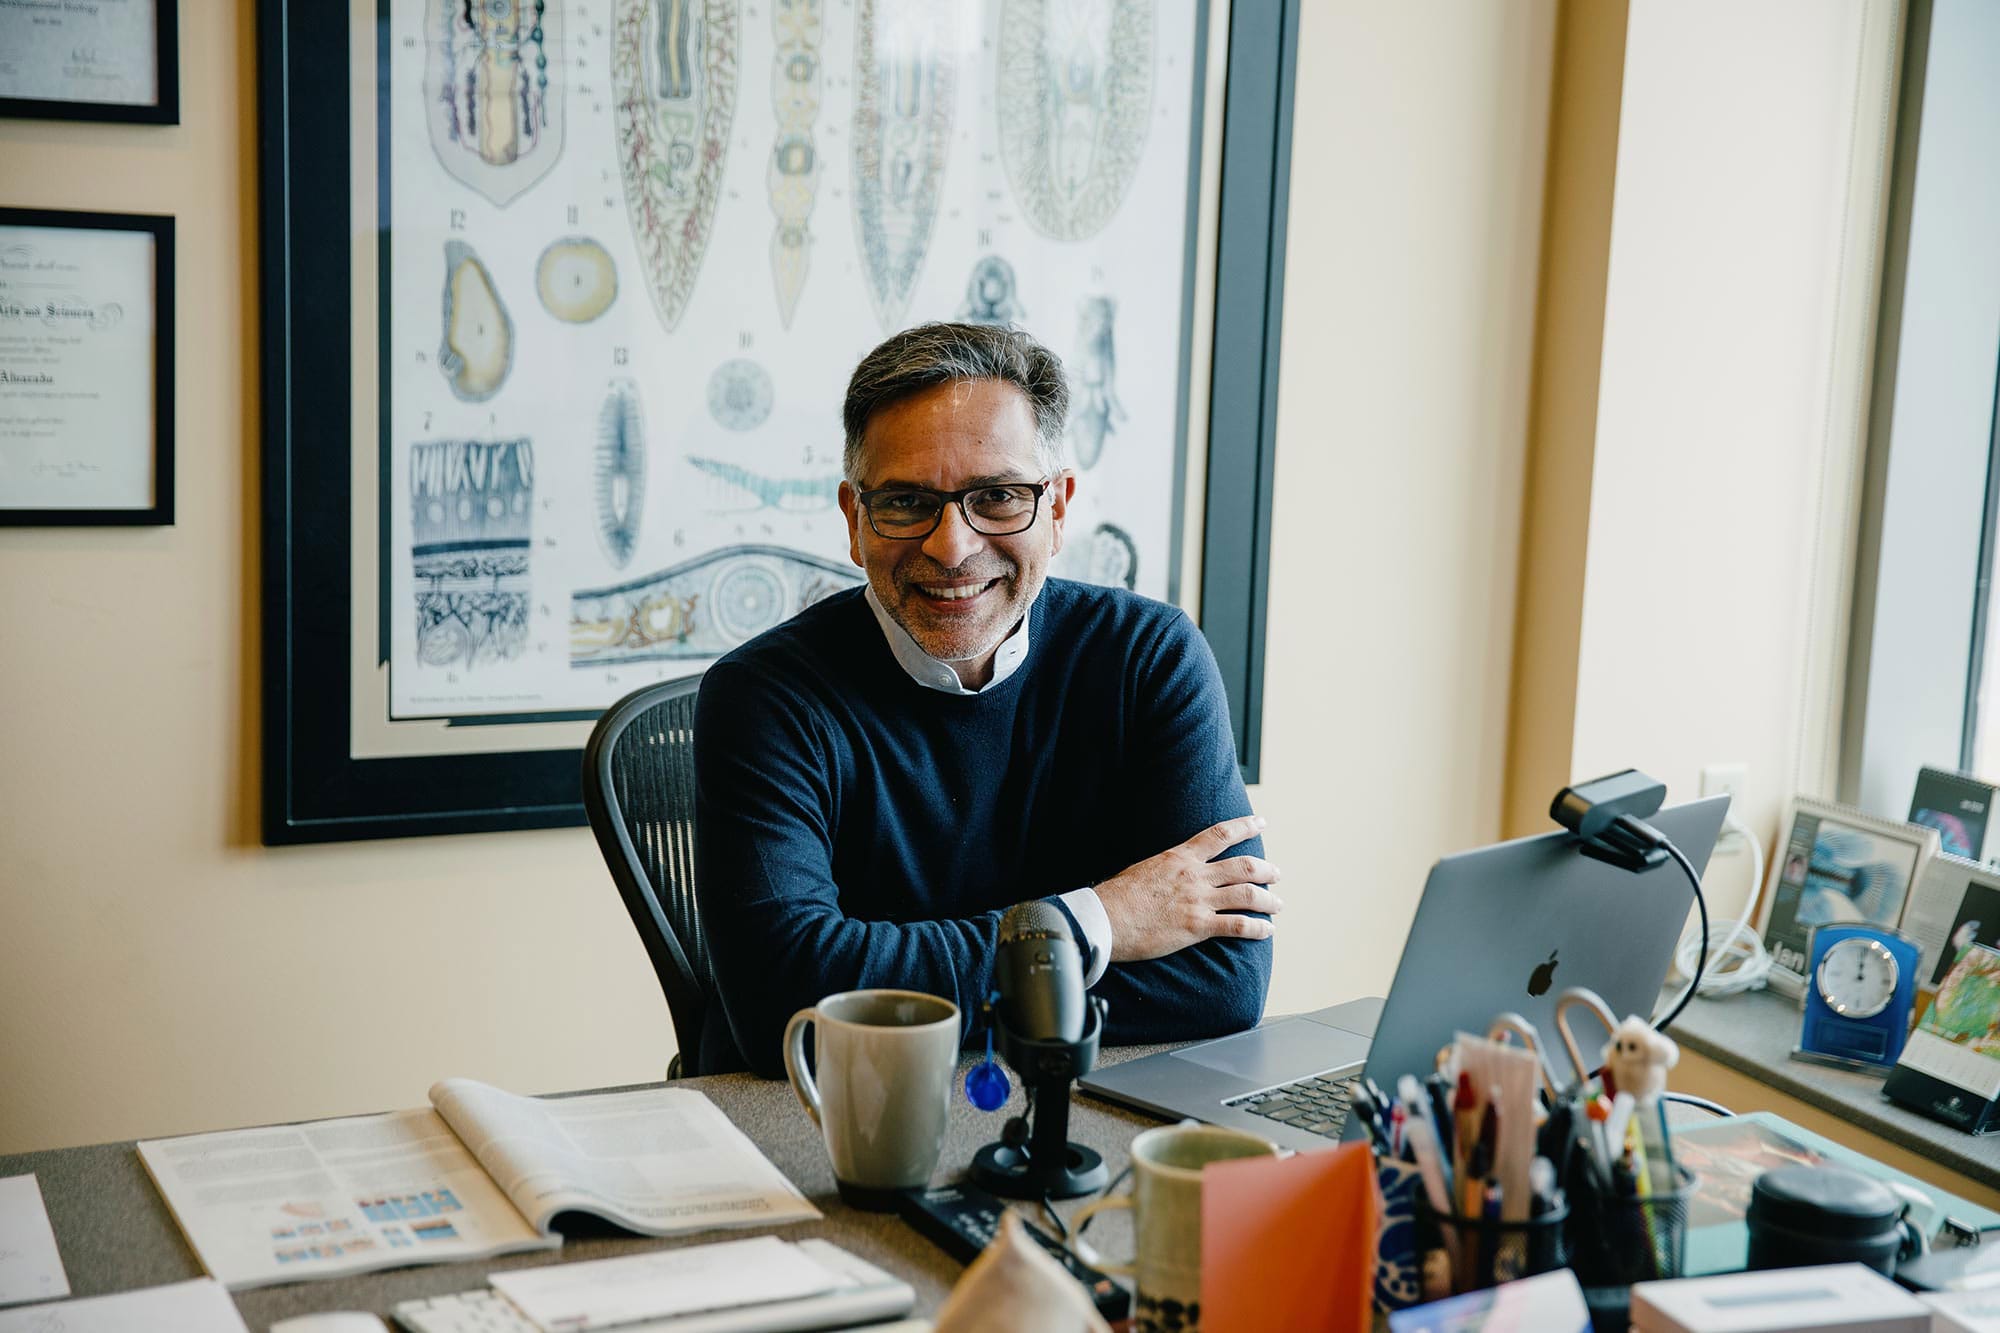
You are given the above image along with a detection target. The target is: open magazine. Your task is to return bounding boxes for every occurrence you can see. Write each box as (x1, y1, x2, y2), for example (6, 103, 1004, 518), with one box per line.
(136, 1081, 820, 1291)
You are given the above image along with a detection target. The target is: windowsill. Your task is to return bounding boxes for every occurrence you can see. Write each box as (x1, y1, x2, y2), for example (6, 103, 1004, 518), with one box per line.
(1671, 988, 2000, 1197)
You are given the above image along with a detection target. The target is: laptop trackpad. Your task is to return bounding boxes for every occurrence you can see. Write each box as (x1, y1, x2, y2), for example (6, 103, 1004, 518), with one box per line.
(1172, 1018, 1370, 1084)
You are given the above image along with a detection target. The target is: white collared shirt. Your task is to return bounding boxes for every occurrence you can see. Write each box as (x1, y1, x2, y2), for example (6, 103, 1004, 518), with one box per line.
(863, 584, 1113, 983)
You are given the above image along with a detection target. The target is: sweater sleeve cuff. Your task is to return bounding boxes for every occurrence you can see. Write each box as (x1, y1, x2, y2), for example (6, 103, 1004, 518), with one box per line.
(1054, 887, 1113, 988)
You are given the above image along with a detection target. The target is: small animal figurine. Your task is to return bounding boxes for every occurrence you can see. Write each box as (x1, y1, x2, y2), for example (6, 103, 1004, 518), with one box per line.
(1603, 1016, 1678, 1103)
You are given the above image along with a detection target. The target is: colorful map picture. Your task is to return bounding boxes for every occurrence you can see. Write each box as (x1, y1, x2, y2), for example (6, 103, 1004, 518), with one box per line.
(1923, 944, 2000, 1057)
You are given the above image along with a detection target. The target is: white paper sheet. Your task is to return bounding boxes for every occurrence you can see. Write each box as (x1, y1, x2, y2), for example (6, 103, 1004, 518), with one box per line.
(489, 1236, 836, 1331)
(0, 1175, 68, 1307)
(0, 1279, 249, 1332)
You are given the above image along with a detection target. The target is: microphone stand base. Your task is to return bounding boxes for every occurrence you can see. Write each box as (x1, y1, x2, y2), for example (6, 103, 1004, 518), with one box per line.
(969, 1140, 1108, 1200)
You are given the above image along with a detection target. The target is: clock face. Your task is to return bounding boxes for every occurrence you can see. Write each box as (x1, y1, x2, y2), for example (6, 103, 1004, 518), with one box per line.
(1816, 937, 1900, 1019)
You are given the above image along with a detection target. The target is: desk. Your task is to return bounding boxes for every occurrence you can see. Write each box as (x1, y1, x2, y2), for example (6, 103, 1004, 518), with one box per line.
(0, 1049, 1171, 1332)
(1672, 988, 2000, 1209)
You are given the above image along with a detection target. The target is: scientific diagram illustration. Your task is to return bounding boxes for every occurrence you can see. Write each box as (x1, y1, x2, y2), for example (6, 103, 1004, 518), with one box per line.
(536, 236, 618, 322)
(768, 0, 825, 329)
(997, 0, 1154, 241)
(958, 255, 1026, 325)
(614, 0, 739, 331)
(569, 544, 862, 664)
(1084, 521, 1138, 590)
(596, 380, 647, 568)
(422, 0, 565, 207)
(439, 240, 514, 402)
(383, 0, 1197, 722)
(851, 0, 955, 330)
(410, 438, 535, 669)
(707, 359, 775, 431)
(1066, 296, 1125, 468)
(690, 457, 840, 511)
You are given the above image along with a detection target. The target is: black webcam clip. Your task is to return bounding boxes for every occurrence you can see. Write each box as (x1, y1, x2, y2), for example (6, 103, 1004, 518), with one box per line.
(1550, 769, 1671, 873)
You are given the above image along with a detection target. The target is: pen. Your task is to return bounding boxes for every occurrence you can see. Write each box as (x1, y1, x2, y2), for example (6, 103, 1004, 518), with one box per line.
(1453, 1073, 1478, 1190)
(1400, 1074, 1441, 1157)
(1479, 1178, 1502, 1286)
(1529, 1155, 1557, 1217)
(1654, 1100, 1679, 1193)
(1403, 1114, 1462, 1275)
(1424, 1074, 1454, 1158)
(1603, 1091, 1636, 1166)
(1352, 1087, 1390, 1156)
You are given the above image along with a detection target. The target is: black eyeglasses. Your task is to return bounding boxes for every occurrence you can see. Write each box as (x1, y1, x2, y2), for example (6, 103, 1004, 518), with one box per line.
(854, 478, 1052, 539)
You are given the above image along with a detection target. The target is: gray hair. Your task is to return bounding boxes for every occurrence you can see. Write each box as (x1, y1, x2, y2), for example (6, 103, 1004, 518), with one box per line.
(841, 322, 1069, 482)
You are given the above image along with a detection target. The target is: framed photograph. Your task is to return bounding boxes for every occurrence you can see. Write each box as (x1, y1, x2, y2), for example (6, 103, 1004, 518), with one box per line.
(261, 0, 1297, 843)
(1909, 765, 1998, 861)
(1757, 796, 1941, 997)
(1901, 854, 2000, 1023)
(0, 0, 180, 125)
(0, 208, 174, 526)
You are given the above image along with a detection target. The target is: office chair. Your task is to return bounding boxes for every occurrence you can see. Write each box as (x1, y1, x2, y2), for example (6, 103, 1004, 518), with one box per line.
(582, 675, 712, 1079)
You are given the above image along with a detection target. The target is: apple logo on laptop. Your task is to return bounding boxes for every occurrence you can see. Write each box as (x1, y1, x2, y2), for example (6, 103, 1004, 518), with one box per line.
(1527, 950, 1559, 997)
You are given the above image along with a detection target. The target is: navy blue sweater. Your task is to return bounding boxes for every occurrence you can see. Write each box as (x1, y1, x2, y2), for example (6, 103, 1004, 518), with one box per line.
(691, 578, 1271, 1076)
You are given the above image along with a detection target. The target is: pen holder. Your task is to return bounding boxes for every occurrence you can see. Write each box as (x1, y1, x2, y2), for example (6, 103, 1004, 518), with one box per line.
(1373, 1154, 1424, 1312)
(1414, 1192, 1569, 1294)
(1566, 1165, 1696, 1287)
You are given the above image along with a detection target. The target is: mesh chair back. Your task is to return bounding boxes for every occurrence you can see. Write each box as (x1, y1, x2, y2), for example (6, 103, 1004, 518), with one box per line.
(582, 676, 711, 1076)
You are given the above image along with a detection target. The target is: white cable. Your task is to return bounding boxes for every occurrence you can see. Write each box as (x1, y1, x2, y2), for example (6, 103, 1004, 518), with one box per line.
(1673, 812, 1773, 996)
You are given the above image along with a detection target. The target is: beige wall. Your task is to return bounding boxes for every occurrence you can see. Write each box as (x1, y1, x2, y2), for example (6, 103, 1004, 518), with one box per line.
(1549, 0, 1903, 922)
(1254, 0, 1555, 1018)
(0, 2, 1560, 1152)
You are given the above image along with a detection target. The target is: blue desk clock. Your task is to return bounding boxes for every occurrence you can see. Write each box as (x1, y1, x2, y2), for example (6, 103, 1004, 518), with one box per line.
(1792, 924, 1922, 1073)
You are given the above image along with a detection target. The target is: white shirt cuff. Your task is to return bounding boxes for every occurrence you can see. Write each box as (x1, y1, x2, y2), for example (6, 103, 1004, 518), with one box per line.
(1058, 887, 1114, 988)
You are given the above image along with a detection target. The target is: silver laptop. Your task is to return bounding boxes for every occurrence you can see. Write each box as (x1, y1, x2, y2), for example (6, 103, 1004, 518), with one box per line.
(1078, 797, 1729, 1151)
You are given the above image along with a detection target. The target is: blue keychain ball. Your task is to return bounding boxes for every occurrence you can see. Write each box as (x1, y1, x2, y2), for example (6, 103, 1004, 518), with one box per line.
(965, 1060, 1010, 1112)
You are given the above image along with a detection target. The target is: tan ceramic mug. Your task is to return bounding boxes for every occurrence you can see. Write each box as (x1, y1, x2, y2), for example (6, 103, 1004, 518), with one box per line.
(783, 989, 959, 1210)
(1071, 1123, 1279, 1333)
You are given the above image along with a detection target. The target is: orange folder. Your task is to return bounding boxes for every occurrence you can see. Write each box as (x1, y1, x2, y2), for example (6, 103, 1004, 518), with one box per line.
(1200, 1140, 1379, 1332)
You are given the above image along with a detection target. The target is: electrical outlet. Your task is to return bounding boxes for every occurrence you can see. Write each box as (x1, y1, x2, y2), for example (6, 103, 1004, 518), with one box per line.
(1701, 764, 1748, 847)
(1700, 763, 1748, 807)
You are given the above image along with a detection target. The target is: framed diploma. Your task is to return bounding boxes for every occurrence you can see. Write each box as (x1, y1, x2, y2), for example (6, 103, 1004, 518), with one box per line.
(0, 208, 174, 526)
(0, 0, 179, 124)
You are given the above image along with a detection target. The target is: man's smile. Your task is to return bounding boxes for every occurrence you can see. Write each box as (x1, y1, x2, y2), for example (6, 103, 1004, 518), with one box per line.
(910, 576, 1003, 607)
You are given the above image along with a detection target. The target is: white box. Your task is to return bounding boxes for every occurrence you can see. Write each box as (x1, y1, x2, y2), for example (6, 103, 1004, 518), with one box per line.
(1630, 1264, 1930, 1333)
(1928, 1288, 2000, 1332)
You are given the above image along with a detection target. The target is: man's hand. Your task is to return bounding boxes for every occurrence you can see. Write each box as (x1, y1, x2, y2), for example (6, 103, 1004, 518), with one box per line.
(1095, 815, 1283, 963)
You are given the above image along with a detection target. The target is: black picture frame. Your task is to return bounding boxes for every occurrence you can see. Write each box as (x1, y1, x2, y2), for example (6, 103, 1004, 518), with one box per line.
(0, 0, 181, 125)
(0, 206, 175, 527)
(260, 1, 1293, 844)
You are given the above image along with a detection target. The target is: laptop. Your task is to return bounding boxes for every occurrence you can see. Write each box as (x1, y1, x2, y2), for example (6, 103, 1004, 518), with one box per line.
(1078, 796, 1729, 1151)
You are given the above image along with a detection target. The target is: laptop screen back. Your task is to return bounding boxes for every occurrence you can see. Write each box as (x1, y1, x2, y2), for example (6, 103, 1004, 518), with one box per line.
(1357, 796, 1729, 1099)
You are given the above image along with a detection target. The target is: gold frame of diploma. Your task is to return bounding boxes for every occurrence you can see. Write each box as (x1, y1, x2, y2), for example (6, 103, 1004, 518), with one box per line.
(0, 207, 175, 526)
(0, 0, 179, 124)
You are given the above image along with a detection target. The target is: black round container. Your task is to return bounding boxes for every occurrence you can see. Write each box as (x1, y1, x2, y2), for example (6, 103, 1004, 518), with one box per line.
(1746, 1165, 1918, 1276)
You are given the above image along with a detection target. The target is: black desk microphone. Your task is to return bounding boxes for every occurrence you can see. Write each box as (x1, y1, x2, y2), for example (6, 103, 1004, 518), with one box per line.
(993, 900, 1086, 1044)
(972, 901, 1107, 1198)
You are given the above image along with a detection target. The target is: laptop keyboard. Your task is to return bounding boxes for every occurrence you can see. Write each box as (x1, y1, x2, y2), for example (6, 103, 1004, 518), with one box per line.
(1224, 1073, 1359, 1138)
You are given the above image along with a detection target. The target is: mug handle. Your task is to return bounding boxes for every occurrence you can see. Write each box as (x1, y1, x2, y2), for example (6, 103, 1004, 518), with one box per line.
(1068, 1194, 1137, 1278)
(783, 1007, 823, 1128)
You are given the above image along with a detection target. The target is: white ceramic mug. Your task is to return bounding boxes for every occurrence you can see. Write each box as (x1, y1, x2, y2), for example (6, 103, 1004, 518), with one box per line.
(1071, 1123, 1278, 1333)
(783, 989, 959, 1210)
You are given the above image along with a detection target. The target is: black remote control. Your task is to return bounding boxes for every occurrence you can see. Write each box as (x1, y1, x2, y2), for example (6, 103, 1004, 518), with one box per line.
(897, 1182, 1131, 1321)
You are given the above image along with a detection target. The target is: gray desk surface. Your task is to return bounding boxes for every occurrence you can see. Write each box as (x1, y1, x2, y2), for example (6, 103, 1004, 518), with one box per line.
(1672, 988, 2000, 1195)
(0, 1048, 1173, 1332)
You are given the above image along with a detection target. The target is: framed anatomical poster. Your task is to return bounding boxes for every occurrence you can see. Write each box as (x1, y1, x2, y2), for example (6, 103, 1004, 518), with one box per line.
(261, 0, 1297, 842)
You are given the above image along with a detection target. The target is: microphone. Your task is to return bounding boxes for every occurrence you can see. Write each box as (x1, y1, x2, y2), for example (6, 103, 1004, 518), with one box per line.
(994, 901, 1086, 1044)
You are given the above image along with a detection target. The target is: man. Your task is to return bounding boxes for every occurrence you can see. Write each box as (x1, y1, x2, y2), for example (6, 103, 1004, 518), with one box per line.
(693, 323, 1280, 1076)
